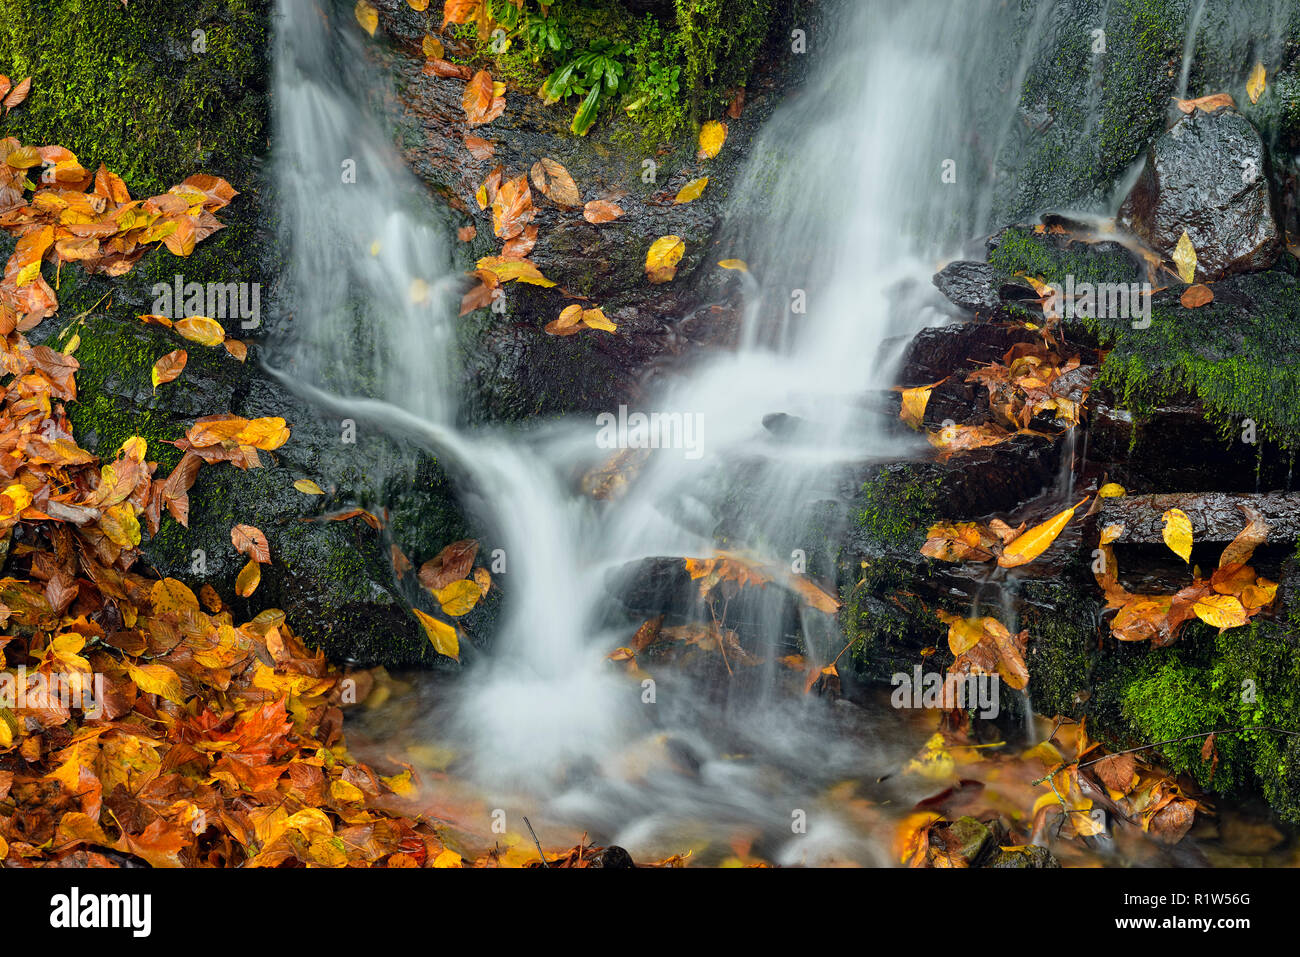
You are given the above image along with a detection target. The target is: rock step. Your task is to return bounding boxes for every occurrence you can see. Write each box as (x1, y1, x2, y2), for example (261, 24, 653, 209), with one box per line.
(1100, 492, 1300, 545)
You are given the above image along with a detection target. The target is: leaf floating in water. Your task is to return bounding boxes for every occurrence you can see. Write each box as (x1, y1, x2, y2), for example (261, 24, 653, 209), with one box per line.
(1161, 507, 1193, 563)
(717, 259, 748, 272)
(1172, 230, 1197, 284)
(1246, 61, 1266, 104)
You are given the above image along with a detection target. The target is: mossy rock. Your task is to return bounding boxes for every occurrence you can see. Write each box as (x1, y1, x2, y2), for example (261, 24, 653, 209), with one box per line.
(0, 0, 269, 197)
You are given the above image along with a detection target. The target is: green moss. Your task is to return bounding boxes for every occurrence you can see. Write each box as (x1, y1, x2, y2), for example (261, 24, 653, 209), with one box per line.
(674, 0, 772, 116)
(988, 226, 1140, 288)
(0, 0, 268, 197)
(853, 466, 941, 545)
(1085, 268, 1300, 451)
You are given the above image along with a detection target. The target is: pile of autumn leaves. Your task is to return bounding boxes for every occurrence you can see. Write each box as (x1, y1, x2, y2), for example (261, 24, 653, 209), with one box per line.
(0, 94, 483, 866)
(370, 0, 730, 333)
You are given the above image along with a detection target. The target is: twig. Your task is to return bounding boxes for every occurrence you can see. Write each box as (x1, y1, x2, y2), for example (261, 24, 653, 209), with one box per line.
(522, 816, 548, 868)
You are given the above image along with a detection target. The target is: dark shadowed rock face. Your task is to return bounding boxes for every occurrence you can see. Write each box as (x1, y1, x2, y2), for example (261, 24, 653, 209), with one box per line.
(364, 0, 796, 423)
(1119, 109, 1281, 281)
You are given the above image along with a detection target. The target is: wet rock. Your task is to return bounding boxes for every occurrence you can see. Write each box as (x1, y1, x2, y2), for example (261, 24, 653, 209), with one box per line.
(1119, 109, 1281, 281)
(1098, 492, 1300, 545)
(586, 845, 637, 868)
(932, 261, 1001, 316)
(365, 0, 797, 422)
(894, 321, 1039, 385)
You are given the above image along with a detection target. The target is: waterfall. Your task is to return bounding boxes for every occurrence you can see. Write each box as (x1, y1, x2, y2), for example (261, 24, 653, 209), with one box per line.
(267, 0, 1072, 860)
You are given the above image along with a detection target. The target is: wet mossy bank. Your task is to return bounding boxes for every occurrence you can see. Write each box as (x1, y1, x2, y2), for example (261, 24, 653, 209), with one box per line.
(0, 0, 483, 667)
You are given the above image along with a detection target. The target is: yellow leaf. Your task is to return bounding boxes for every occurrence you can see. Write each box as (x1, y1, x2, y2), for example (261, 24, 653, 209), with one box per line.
(1192, 593, 1248, 630)
(645, 235, 685, 284)
(414, 608, 460, 660)
(126, 662, 187, 704)
(422, 35, 443, 58)
(236, 557, 261, 597)
(674, 176, 708, 204)
(698, 120, 727, 159)
(1247, 61, 1266, 104)
(476, 256, 556, 287)
(432, 578, 481, 617)
(717, 259, 749, 272)
(294, 478, 325, 495)
(151, 578, 199, 613)
(998, 498, 1087, 568)
(0, 483, 31, 519)
(101, 503, 141, 547)
(1172, 231, 1197, 284)
(580, 307, 617, 333)
(1161, 508, 1193, 563)
(331, 778, 365, 802)
(433, 848, 463, 867)
(174, 315, 225, 347)
(1241, 579, 1277, 609)
(1100, 523, 1125, 545)
(355, 0, 378, 35)
(1098, 482, 1126, 498)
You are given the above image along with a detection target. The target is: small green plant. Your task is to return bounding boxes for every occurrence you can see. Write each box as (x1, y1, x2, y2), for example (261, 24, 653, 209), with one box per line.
(524, 9, 571, 56)
(540, 39, 631, 135)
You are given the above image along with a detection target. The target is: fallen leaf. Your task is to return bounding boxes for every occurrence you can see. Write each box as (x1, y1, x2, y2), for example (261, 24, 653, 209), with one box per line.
(151, 349, 187, 387)
(174, 316, 225, 347)
(998, 498, 1088, 568)
(583, 200, 623, 223)
(646, 235, 685, 284)
(414, 608, 459, 660)
(231, 524, 271, 564)
(530, 158, 581, 208)
(355, 0, 378, 36)
(1161, 508, 1193, 563)
(674, 177, 708, 204)
(1172, 231, 1197, 284)
(1180, 283, 1213, 308)
(294, 478, 324, 495)
(698, 121, 727, 160)
(235, 557, 261, 597)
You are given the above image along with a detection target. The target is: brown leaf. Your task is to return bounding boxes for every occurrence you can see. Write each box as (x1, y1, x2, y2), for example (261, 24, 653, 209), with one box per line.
(463, 135, 495, 159)
(231, 524, 271, 564)
(2, 77, 31, 112)
(462, 70, 505, 126)
(150, 349, 187, 387)
(418, 539, 479, 591)
(583, 200, 624, 224)
(1093, 752, 1137, 793)
(530, 158, 581, 208)
(1180, 283, 1214, 308)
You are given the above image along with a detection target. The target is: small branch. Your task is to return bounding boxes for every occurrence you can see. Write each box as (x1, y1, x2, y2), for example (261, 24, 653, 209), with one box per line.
(522, 816, 548, 868)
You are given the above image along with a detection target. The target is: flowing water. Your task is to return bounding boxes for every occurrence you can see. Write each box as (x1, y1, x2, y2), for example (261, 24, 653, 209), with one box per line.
(268, 0, 1298, 864)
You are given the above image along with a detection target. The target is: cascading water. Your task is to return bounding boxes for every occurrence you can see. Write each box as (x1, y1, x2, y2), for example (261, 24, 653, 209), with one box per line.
(268, 0, 1044, 864)
(268, 0, 1295, 863)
